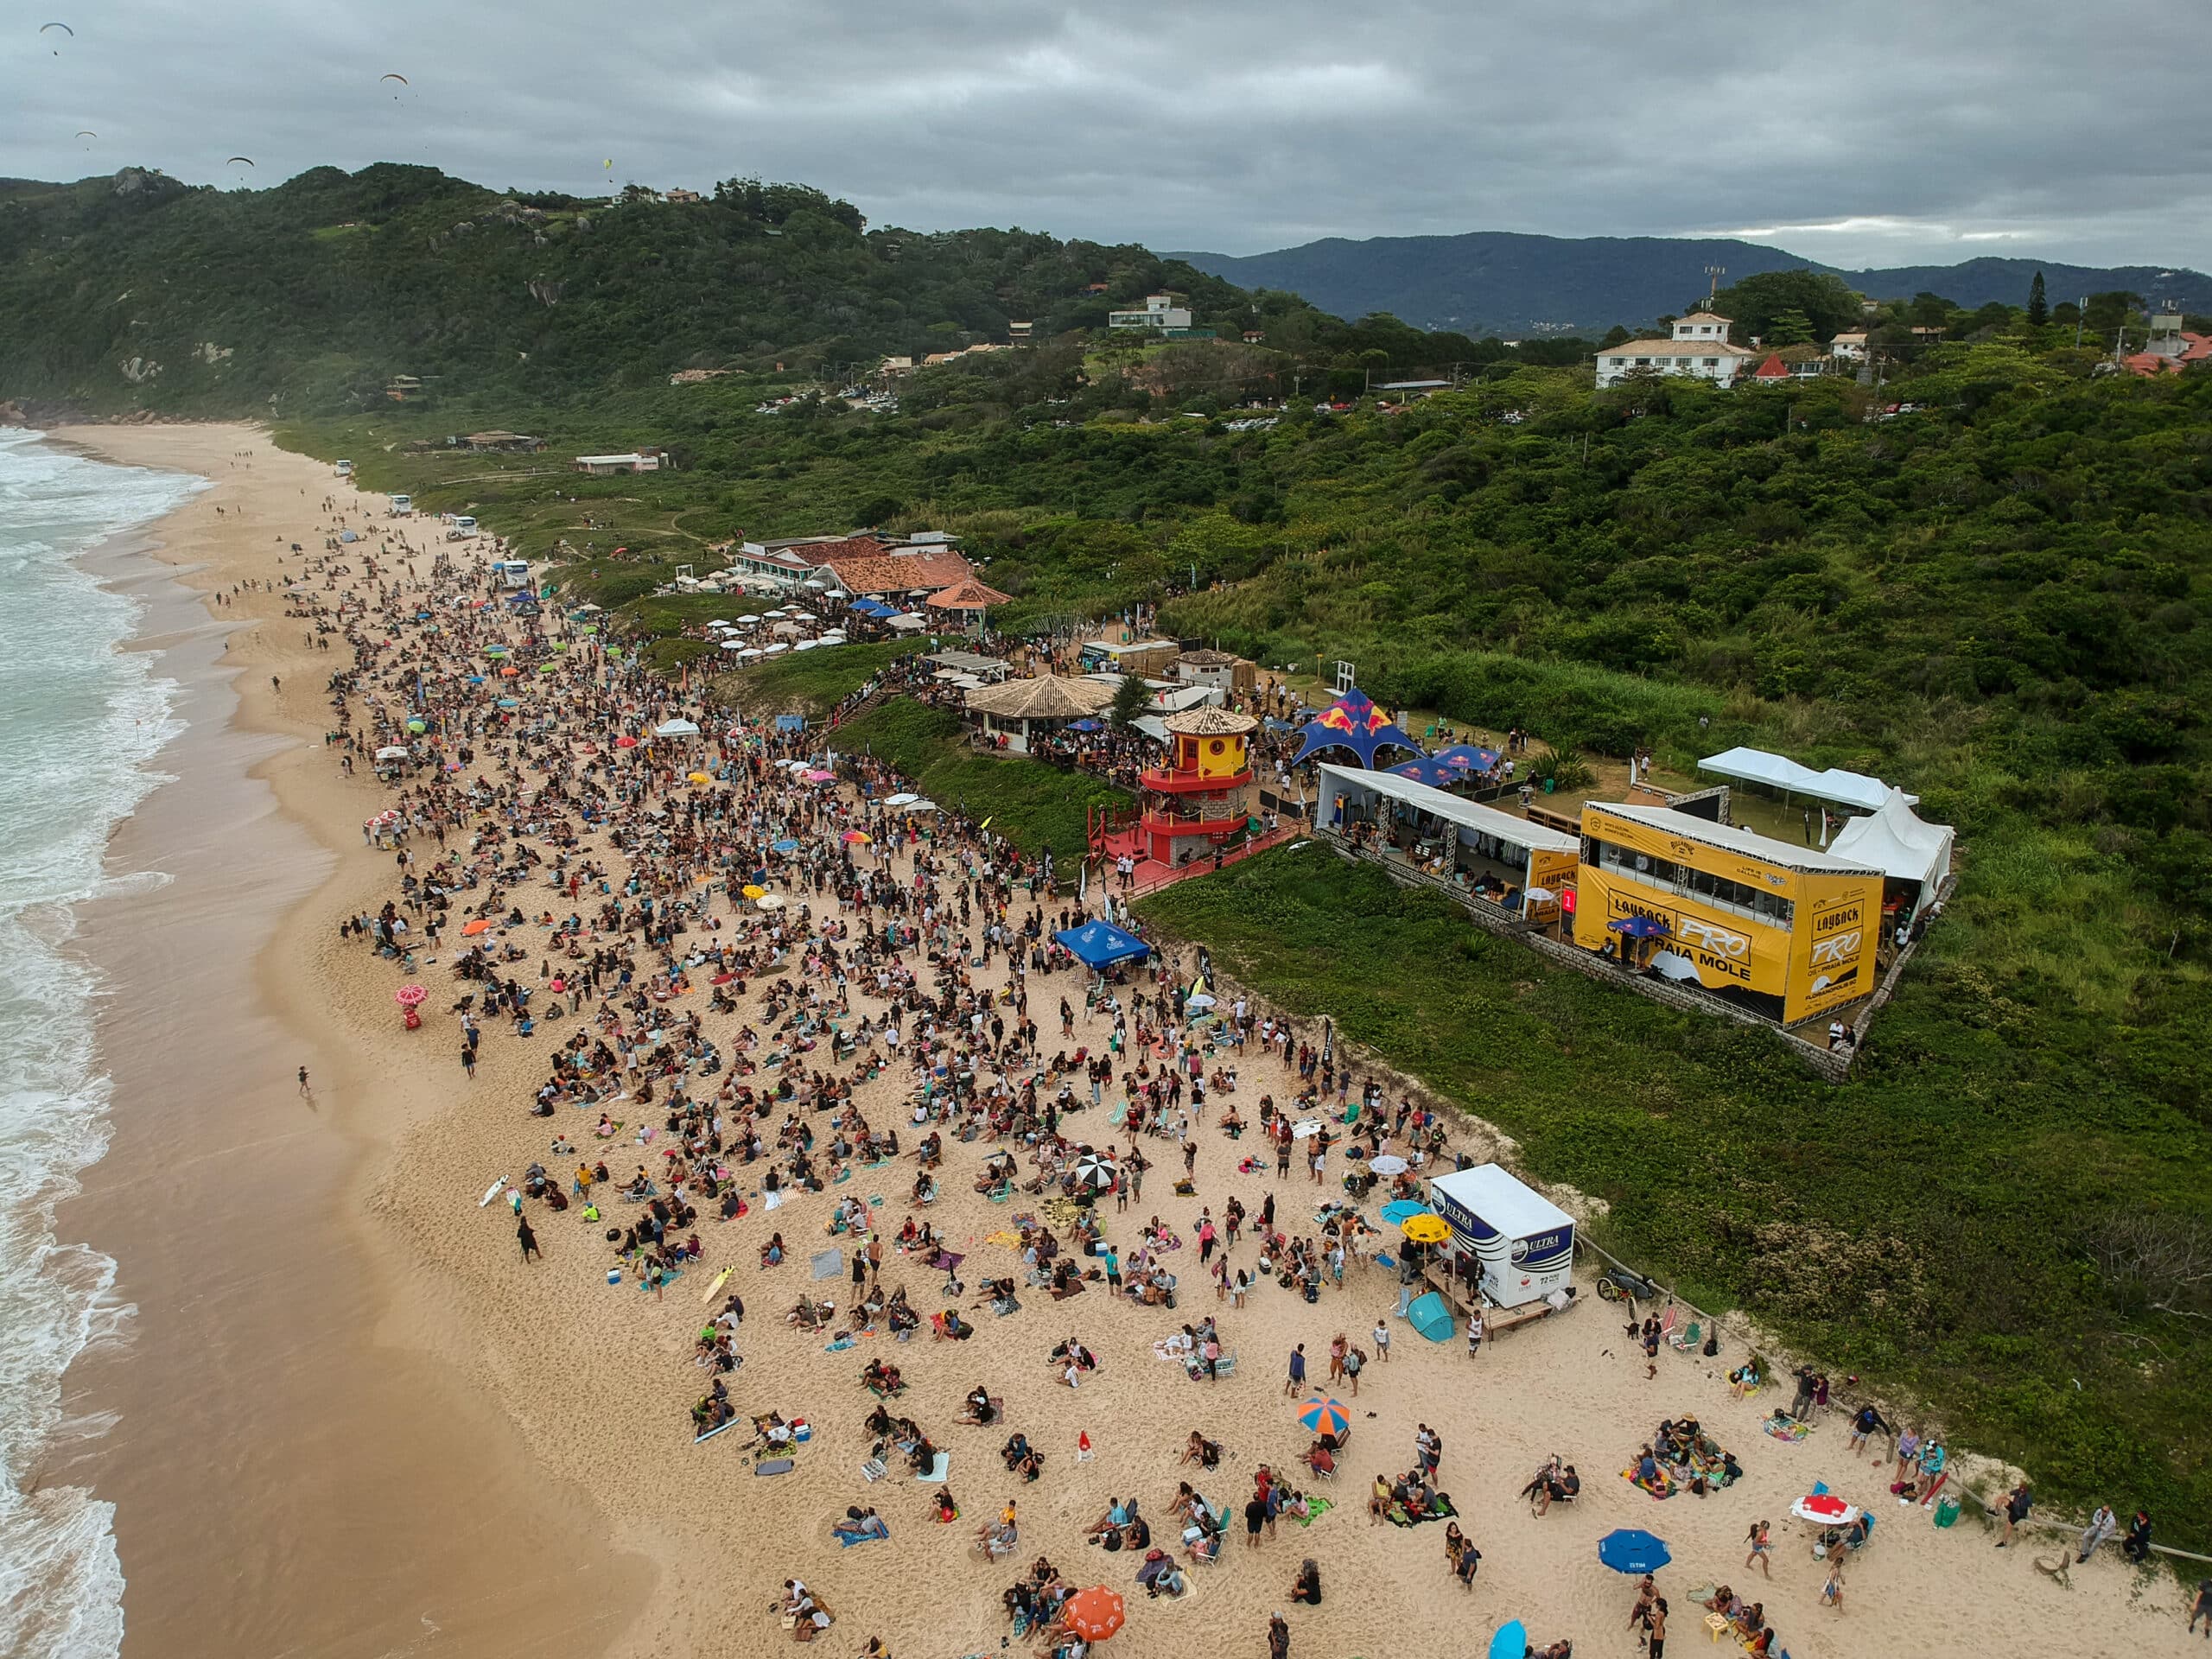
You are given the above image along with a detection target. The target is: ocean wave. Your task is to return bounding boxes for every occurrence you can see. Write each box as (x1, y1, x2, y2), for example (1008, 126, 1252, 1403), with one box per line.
(0, 430, 203, 1659)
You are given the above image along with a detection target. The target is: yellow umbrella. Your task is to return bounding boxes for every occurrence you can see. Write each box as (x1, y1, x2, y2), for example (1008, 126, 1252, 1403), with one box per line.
(687, 771, 713, 785)
(741, 884, 766, 899)
(1401, 1214, 1452, 1245)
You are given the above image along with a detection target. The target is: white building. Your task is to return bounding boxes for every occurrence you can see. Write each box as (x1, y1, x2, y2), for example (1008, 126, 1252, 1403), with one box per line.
(1593, 311, 1758, 389)
(1829, 331, 1868, 362)
(572, 451, 664, 475)
(1108, 293, 1194, 332)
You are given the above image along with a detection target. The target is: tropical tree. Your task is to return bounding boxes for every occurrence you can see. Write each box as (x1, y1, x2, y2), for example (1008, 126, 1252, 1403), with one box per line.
(1110, 672, 1150, 730)
(2027, 270, 2049, 328)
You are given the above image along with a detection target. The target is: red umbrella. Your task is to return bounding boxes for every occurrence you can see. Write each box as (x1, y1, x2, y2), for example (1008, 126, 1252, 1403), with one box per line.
(613, 735, 639, 748)
(1061, 1586, 1125, 1642)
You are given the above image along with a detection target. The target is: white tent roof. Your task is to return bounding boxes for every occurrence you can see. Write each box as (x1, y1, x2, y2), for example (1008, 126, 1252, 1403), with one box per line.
(1130, 715, 1171, 742)
(653, 718, 702, 737)
(1829, 789, 1953, 895)
(1586, 800, 1882, 876)
(1698, 747, 1913, 813)
(1318, 762, 1580, 853)
(1427, 1164, 1573, 1238)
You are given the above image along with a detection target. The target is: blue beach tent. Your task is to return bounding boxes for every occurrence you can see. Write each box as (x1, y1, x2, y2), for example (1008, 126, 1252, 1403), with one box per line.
(1054, 919, 1151, 970)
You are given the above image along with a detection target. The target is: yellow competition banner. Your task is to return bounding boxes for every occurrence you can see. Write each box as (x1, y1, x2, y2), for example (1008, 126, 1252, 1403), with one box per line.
(1789, 873, 1879, 1020)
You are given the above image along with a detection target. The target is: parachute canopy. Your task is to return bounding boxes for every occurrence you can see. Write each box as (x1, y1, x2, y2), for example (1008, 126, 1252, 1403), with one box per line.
(75, 130, 95, 138)
(380, 73, 408, 84)
(225, 156, 254, 167)
(41, 22, 74, 35)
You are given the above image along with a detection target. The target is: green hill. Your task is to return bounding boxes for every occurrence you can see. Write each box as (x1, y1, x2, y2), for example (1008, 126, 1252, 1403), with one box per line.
(0, 162, 1324, 414)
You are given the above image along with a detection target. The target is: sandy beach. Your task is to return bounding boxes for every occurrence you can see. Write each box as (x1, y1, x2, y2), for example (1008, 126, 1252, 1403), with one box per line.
(41, 420, 2192, 1659)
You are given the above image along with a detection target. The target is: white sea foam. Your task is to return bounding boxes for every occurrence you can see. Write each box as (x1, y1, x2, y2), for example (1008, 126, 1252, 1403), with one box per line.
(0, 429, 204, 1659)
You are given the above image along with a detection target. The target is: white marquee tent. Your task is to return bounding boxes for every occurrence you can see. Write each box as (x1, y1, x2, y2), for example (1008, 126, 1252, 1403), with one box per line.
(1828, 788, 1954, 918)
(1698, 746, 1915, 814)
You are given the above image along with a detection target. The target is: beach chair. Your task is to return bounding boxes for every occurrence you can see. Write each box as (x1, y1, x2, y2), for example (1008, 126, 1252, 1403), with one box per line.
(1184, 1529, 1224, 1567)
(1669, 1319, 1700, 1353)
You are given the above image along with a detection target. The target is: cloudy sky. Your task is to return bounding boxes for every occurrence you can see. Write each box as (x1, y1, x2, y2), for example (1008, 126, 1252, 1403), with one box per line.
(10, 0, 2206, 270)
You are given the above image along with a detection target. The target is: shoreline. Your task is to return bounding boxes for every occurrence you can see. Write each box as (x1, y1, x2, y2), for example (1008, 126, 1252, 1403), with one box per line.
(46, 426, 652, 1658)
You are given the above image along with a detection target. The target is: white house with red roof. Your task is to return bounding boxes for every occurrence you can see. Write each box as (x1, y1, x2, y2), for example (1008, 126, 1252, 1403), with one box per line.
(1594, 311, 1758, 389)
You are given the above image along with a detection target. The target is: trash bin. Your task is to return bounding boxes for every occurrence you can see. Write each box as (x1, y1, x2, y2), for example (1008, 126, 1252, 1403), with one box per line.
(1541, 777, 1555, 793)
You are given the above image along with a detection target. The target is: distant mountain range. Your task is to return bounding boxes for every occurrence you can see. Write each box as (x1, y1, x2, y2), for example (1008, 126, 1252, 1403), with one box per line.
(1167, 232, 2212, 337)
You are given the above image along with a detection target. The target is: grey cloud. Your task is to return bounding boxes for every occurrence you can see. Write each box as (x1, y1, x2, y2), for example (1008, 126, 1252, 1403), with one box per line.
(7, 0, 2206, 270)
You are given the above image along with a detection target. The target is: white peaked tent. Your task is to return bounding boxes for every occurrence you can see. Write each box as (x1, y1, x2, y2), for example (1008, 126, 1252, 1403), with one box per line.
(1698, 747, 1915, 814)
(1829, 789, 1954, 918)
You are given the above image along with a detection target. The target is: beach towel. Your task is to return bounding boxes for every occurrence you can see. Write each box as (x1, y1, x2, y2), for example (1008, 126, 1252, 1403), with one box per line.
(823, 1336, 855, 1352)
(1621, 1465, 1678, 1499)
(1291, 1496, 1334, 1527)
(1763, 1417, 1813, 1443)
(834, 1521, 890, 1548)
(754, 1459, 795, 1477)
(639, 1268, 683, 1291)
(916, 1451, 950, 1484)
(810, 1249, 844, 1280)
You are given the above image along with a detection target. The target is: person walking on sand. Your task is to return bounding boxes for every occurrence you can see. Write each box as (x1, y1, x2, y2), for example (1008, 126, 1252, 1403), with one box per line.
(517, 1216, 539, 1262)
(296, 1065, 311, 1096)
(1267, 1611, 1289, 1659)
(1648, 1596, 1669, 1656)
(1744, 1519, 1771, 1578)
(1372, 1319, 1390, 1364)
(1284, 1343, 1306, 1398)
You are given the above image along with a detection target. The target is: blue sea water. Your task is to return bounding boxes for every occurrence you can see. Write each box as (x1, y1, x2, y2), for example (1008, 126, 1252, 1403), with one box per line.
(0, 429, 205, 1657)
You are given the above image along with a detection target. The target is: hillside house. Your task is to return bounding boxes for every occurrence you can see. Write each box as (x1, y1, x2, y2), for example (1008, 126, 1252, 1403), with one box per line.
(1830, 331, 1868, 361)
(572, 448, 668, 475)
(461, 430, 546, 453)
(1593, 311, 1756, 388)
(1109, 293, 1194, 332)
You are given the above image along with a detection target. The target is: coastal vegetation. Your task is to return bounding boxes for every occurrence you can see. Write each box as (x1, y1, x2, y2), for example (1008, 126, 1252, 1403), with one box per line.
(3, 162, 2209, 1537)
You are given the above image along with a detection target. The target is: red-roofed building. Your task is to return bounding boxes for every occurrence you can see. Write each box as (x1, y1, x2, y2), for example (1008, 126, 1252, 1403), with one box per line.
(811, 543, 975, 599)
(1751, 353, 1790, 384)
(2120, 316, 2212, 377)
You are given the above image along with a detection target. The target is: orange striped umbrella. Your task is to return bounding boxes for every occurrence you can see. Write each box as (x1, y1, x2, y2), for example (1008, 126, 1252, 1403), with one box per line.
(1062, 1586, 1125, 1641)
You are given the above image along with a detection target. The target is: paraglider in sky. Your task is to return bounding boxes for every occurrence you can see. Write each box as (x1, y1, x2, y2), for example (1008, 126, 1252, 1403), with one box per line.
(75, 129, 95, 139)
(41, 20, 73, 52)
(380, 73, 408, 82)
(603, 159, 613, 169)
(226, 156, 255, 168)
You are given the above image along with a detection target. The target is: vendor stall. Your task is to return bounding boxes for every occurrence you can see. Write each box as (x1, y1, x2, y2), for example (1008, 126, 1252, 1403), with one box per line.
(1425, 1164, 1576, 1308)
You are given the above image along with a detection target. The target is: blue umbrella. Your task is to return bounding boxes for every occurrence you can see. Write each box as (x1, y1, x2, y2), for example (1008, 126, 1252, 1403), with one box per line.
(772, 838, 800, 853)
(1607, 915, 1672, 940)
(1486, 1620, 1527, 1659)
(1069, 719, 1103, 733)
(1380, 1199, 1432, 1225)
(1433, 743, 1502, 773)
(1598, 1528, 1672, 1575)
(1389, 757, 1459, 787)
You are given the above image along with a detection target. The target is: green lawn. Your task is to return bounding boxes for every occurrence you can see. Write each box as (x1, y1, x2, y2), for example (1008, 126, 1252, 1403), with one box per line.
(834, 700, 1125, 857)
(715, 640, 912, 719)
(1139, 842, 2212, 1533)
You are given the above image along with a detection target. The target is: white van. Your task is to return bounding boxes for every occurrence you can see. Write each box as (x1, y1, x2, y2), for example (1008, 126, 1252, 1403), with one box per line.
(492, 559, 531, 590)
(334, 459, 353, 477)
(453, 515, 479, 537)
(390, 493, 413, 516)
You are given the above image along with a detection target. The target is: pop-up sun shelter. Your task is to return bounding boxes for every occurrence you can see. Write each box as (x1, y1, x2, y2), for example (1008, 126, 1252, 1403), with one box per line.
(1425, 1164, 1576, 1308)
(1054, 918, 1151, 970)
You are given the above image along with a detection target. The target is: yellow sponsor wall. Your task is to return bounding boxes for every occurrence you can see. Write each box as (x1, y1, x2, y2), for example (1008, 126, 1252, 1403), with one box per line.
(1572, 804, 1880, 1025)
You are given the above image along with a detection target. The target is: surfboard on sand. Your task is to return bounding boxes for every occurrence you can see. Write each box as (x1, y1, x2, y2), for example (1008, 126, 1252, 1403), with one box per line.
(479, 1178, 507, 1208)
(700, 1266, 734, 1304)
(695, 1416, 741, 1445)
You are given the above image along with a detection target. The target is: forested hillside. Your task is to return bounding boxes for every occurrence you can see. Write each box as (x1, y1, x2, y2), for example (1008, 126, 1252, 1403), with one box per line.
(0, 163, 1338, 412)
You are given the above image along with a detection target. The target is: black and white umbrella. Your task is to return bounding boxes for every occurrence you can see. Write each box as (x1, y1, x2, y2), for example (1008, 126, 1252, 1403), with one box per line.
(1071, 1151, 1118, 1191)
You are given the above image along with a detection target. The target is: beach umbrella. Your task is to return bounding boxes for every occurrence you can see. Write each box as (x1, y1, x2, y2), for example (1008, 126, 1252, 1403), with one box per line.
(537, 664, 556, 674)
(406, 718, 428, 733)
(500, 666, 520, 677)
(1401, 1214, 1452, 1245)
(687, 771, 714, 785)
(1296, 1397, 1350, 1438)
(1061, 1587, 1125, 1643)
(613, 736, 639, 749)
(461, 918, 493, 936)
(393, 984, 428, 1007)
(1368, 1154, 1410, 1176)
(756, 893, 785, 911)
(842, 830, 872, 845)
(496, 698, 520, 709)
(1597, 1528, 1672, 1575)
(804, 768, 836, 782)
(1486, 1620, 1527, 1659)
(1606, 915, 1671, 940)
(1185, 991, 1216, 1010)
(884, 792, 919, 807)
(1071, 1150, 1116, 1191)
(376, 745, 411, 761)
(741, 885, 766, 899)
(1379, 1199, 1431, 1225)
(772, 839, 801, 853)
(906, 800, 938, 813)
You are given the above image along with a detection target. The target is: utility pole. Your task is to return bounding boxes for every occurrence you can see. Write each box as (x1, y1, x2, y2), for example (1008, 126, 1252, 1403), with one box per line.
(1705, 264, 1726, 305)
(2074, 297, 2088, 350)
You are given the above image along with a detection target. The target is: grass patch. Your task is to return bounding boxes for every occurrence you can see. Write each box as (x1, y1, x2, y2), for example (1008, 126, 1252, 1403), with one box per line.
(836, 700, 1124, 857)
(715, 640, 911, 719)
(1139, 842, 2212, 1534)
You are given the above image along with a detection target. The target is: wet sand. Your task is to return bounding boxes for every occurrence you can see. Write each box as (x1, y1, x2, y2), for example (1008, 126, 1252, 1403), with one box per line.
(48, 426, 652, 1658)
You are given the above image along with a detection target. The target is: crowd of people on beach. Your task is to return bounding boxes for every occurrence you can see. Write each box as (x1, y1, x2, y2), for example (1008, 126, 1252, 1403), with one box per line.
(266, 481, 2183, 1659)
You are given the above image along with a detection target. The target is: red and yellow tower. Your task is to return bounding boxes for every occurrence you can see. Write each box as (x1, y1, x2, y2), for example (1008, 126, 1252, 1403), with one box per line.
(1139, 708, 1257, 866)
